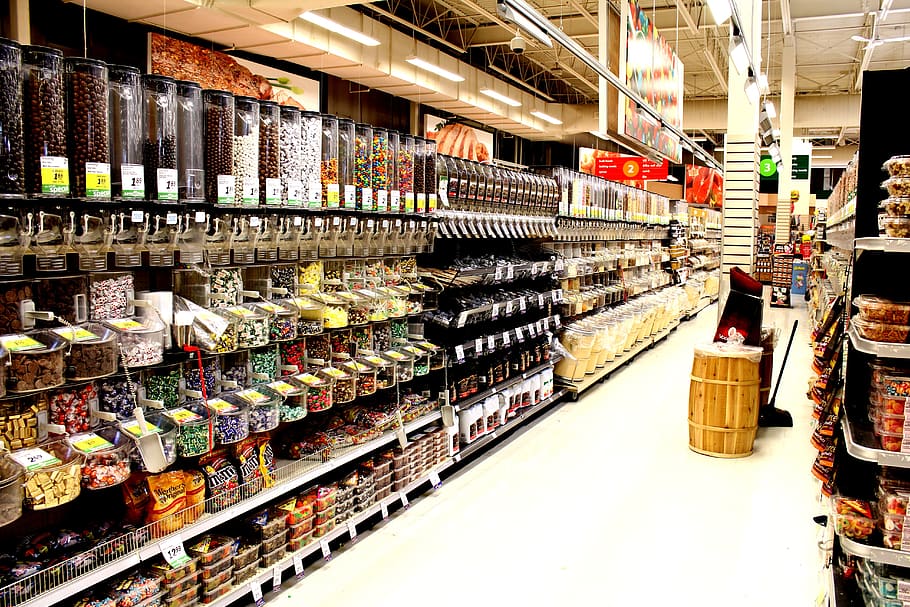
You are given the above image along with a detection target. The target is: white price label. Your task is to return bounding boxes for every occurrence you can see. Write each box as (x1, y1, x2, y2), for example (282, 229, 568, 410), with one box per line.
(333, 216, 341, 226)
(265, 178, 282, 204)
(505, 300, 513, 314)
(491, 303, 499, 319)
(543, 318, 550, 330)
(495, 266, 503, 281)
(475, 338, 483, 354)
(217, 175, 235, 204)
(347, 520, 358, 540)
(897, 580, 910, 601)
(515, 327, 524, 341)
(519, 297, 527, 312)
(344, 184, 356, 208)
(538, 293, 545, 307)
(293, 555, 305, 578)
(400, 492, 410, 508)
(455, 345, 465, 361)
(166, 213, 178, 225)
(487, 335, 496, 350)
(320, 539, 332, 560)
(531, 262, 539, 276)
(376, 190, 388, 212)
(195, 211, 206, 223)
(287, 179, 303, 204)
(456, 312, 468, 328)
(361, 187, 373, 208)
(507, 265, 514, 279)
(130, 210, 144, 223)
(242, 176, 260, 205)
(381, 501, 389, 519)
(293, 216, 302, 226)
(120, 164, 145, 199)
(528, 324, 536, 337)
(429, 471, 442, 488)
(156, 168, 178, 201)
(273, 566, 282, 590)
(158, 537, 190, 568)
(390, 190, 401, 212)
(250, 581, 264, 606)
(503, 332, 511, 346)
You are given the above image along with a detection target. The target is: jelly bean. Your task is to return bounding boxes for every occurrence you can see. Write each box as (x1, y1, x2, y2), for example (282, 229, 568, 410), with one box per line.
(281, 340, 306, 374)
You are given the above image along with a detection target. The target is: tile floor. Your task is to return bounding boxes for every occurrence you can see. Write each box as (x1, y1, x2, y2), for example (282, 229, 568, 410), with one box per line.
(268, 301, 823, 607)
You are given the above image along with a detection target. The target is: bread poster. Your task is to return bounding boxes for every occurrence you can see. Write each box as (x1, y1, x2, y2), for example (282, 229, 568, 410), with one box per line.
(425, 115, 494, 164)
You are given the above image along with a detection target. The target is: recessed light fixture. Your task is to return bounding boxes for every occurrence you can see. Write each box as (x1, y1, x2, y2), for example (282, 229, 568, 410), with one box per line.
(813, 155, 833, 159)
(299, 12, 381, 47)
(530, 110, 562, 125)
(480, 88, 521, 107)
(706, 0, 732, 24)
(405, 56, 465, 82)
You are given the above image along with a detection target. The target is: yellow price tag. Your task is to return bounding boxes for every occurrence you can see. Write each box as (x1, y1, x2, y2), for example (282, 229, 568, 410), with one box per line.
(267, 381, 297, 396)
(108, 319, 143, 330)
(122, 420, 161, 437)
(237, 389, 268, 404)
(52, 327, 99, 342)
(40, 156, 69, 194)
(0, 334, 43, 352)
(207, 399, 238, 413)
(73, 433, 114, 453)
(85, 162, 111, 198)
(168, 408, 202, 424)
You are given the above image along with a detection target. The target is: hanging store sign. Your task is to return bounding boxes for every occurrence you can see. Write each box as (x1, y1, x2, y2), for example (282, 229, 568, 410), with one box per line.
(684, 165, 724, 208)
(617, 0, 684, 163)
(791, 155, 810, 180)
(592, 154, 668, 181)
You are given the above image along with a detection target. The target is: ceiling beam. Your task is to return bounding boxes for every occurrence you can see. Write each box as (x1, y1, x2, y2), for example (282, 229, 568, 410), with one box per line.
(567, 0, 599, 28)
(673, 0, 699, 34)
(360, 4, 468, 53)
(702, 46, 727, 94)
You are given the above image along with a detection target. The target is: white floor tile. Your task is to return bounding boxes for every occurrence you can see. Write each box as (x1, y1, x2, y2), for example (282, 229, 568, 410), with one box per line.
(267, 301, 821, 607)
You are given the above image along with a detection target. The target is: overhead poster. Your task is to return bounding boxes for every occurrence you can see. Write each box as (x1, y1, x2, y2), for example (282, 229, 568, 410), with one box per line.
(150, 33, 320, 110)
(617, 0, 684, 163)
(685, 165, 724, 208)
(424, 115, 494, 163)
(579, 148, 668, 182)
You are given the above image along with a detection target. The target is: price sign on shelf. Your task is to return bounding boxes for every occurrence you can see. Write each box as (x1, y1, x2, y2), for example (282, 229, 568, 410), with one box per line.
(429, 471, 442, 489)
(293, 555, 305, 579)
(487, 335, 496, 351)
(159, 537, 190, 568)
(400, 492, 410, 508)
(250, 581, 264, 607)
(347, 520, 358, 541)
(381, 501, 389, 519)
(320, 539, 332, 561)
(455, 345, 465, 362)
(475, 338, 484, 354)
(272, 565, 282, 591)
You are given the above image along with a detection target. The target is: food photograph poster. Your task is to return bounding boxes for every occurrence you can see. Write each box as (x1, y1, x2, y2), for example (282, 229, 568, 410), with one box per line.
(424, 115, 494, 164)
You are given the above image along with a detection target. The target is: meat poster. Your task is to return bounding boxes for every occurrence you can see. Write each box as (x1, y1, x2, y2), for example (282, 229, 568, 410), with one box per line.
(150, 33, 320, 110)
(685, 165, 724, 208)
(425, 115, 494, 163)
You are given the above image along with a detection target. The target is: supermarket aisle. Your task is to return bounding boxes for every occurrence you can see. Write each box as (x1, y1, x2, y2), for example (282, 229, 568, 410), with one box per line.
(269, 303, 819, 607)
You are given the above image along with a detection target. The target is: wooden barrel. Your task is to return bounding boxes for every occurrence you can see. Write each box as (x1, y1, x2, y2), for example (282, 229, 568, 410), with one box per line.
(688, 344, 763, 458)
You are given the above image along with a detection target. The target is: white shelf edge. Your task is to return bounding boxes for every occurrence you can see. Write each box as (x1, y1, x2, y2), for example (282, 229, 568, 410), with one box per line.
(847, 324, 910, 359)
(855, 237, 910, 253)
(841, 409, 910, 467)
(840, 535, 910, 567)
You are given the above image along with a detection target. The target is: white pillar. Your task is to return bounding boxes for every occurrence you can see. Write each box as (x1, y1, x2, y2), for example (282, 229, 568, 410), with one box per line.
(10, 0, 30, 44)
(775, 39, 796, 242)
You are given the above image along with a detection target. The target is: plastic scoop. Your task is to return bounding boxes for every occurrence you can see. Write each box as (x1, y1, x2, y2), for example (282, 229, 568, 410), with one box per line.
(132, 407, 167, 473)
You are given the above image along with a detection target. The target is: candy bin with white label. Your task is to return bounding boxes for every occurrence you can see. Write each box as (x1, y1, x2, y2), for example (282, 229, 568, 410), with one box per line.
(207, 396, 250, 445)
(220, 304, 269, 348)
(68, 425, 132, 489)
(65, 57, 110, 200)
(0, 396, 46, 449)
(4, 331, 66, 394)
(402, 344, 431, 377)
(142, 75, 178, 201)
(389, 316, 408, 344)
(364, 353, 395, 390)
(109, 66, 142, 201)
(250, 344, 280, 382)
(0, 453, 23, 527)
(182, 354, 219, 400)
(55, 322, 118, 380)
(266, 377, 307, 422)
(233, 96, 260, 206)
(257, 300, 298, 343)
(104, 317, 165, 367)
(323, 364, 356, 404)
(258, 100, 280, 206)
(166, 401, 214, 457)
(382, 348, 414, 383)
(121, 411, 178, 470)
(320, 114, 339, 208)
(292, 371, 334, 413)
(14, 437, 83, 510)
(338, 118, 355, 209)
(225, 386, 281, 433)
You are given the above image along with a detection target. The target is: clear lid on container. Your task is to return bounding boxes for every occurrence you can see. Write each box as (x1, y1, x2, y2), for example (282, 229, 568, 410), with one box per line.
(400, 345, 426, 359)
(119, 412, 176, 440)
(50, 322, 115, 344)
(291, 296, 325, 313)
(222, 304, 268, 321)
(292, 372, 334, 389)
(166, 402, 212, 426)
(255, 301, 293, 316)
(9, 438, 83, 472)
(102, 317, 165, 335)
(321, 365, 354, 381)
(854, 295, 910, 316)
(227, 385, 282, 407)
(361, 353, 391, 368)
(266, 378, 305, 398)
(205, 397, 245, 415)
(381, 348, 412, 363)
(884, 156, 910, 176)
(346, 359, 376, 374)
(68, 425, 130, 455)
(0, 331, 66, 354)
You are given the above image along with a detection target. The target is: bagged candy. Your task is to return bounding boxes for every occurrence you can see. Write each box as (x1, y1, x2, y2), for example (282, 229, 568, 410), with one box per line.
(232, 439, 262, 493)
(199, 450, 240, 513)
(146, 471, 187, 537)
(122, 473, 150, 526)
(183, 470, 205, 523)
(257, 437, 276, 488)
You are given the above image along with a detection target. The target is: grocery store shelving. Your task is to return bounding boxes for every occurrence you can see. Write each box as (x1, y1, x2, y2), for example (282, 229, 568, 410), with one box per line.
(445, 289, 563, 329)
(453, 314, 562, 360)
(841, 408, 910, 467)
(839, 535, 910, 567)
(7, 410, 445, 607)
(684, 295, 718, 321)
(847, 324, 910, 358)
(452, 358, 560, 413)
(452, 389, 568, 461)
(855, 237, 910, 254)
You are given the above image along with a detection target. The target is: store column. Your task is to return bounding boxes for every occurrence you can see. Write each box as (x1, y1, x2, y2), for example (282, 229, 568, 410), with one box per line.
(770, 40, 797, 307)
(719, 0, 762, 306)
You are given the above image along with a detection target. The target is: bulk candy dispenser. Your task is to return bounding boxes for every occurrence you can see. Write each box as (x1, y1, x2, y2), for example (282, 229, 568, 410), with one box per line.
(166, 401, 214, 458)
(108, 65, 143, 200)
(0, 38, 23, 198)
(203, 89, 235, 205)
(338, 118, 355, 210)
(388, 130, 400, 213)
(176, 80, 205, 202)
(65, 57, 110, 200)
(14, 437, 83, 510)
(142, 75, 178, 201)
(258, 100, 280, 206)
(320, 114, 339, 209)
(102, 317, 165, 367)
(23, 45, 67, 197)
(354, 123, 372, 211)
(3, 330, 66, 393)
(233, 96, 260, 206)
(301, 111, 322, 208)
(53, 322, 118, 380)
(68, 425, 132, 489)
(279, 105, 302, 206)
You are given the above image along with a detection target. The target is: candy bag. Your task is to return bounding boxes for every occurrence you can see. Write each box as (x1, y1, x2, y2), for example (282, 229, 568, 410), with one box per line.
(146, 471, 187, 538)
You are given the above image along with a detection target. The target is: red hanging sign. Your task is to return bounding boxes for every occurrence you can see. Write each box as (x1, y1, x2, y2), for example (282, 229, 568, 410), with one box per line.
(593, 155, 668, 181)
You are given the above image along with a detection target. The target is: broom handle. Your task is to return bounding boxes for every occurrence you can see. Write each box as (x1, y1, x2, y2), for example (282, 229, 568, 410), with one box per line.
(769, 319, 798, 406)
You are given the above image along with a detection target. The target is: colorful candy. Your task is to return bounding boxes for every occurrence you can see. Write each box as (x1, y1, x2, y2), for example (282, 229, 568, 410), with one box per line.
(281, 339, 307, 374)
(48, 382, 98, 434)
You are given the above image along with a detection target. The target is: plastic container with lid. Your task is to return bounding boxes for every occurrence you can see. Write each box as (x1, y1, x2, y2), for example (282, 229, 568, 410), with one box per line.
(267, 378, 306, 422)
(345, 358, 377, 397)
(292, 372, 334, 412)
(385, 348, 415, 383)
(23, 45, 66, 197)
(233, 96, 260, 206)
(258, 100, 280, 206)
(880, 197, 910, 217)
(53, 323, 118, 380)
(853, 315, 910, 344)
(885, 155, 910, 178)
(203, 90, 234, 204)
(104, 317, 165, 367)
(220, 304, 269, 348)
(883, 215, 910, 238)
(143, 75, 178, 201)
(413, 137, 426, 213)
(3, 331, 66, 393)
(188, 535, 235, 566)
(292, 296, 325, 336)
(166, 402, 214, 458)
(206, 397, 250, 445)
(65, 57, 110, 200)
(278, 106, 302, 206)
(163, 585, 198, 607)
(109, 65, 143, 201)
(68, 425, 132, 489)
(13, 438, 83, 509)
(322, 365, 356, 404)
(354, 123, 373, 210)
(320, 114, 338, 209)
(225, 386, 281, 433)
(401, 344, 431, 377)
(425, 138, 437, 213)
(398, 135, 414, 213)
(855, 295, 910, 324)
(233, 542, 260, 570)
(199, 553, 233, 582)
(149, 557, 199, 585)
(257, 300, 298, 342)
(883, 177, 910, 198)
(176, 80, 204, 202)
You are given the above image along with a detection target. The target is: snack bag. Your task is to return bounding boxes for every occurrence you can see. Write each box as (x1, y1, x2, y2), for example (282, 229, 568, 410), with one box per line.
(183, 470, 206, 523)
(146, 471, 187, 537)
(232, 439, 262, 493)
(199, 450, 240, 513)
(257, 437, 276, 489)
(121, 473, 149, 526)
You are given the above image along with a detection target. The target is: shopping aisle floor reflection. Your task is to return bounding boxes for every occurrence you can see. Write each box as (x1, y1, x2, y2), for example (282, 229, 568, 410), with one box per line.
(268, 302, 820, 607)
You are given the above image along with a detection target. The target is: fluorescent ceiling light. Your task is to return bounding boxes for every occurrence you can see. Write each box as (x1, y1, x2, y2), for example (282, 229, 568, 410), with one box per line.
(488, 63, 555, 102)
(480, 88, 521, 107)
(763, 100, 776, 118)
(530, 110, 562, 125)
(729, 38, 749, 74)
(405, 56, 465, 82)
(743, 77, 760, 105)
(813, 155, 833, 159)
(814, 145, 836, 150)
(706, 0, 732, 24)
(497, 2, 554, 48)
(299, 12, 380, 46)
